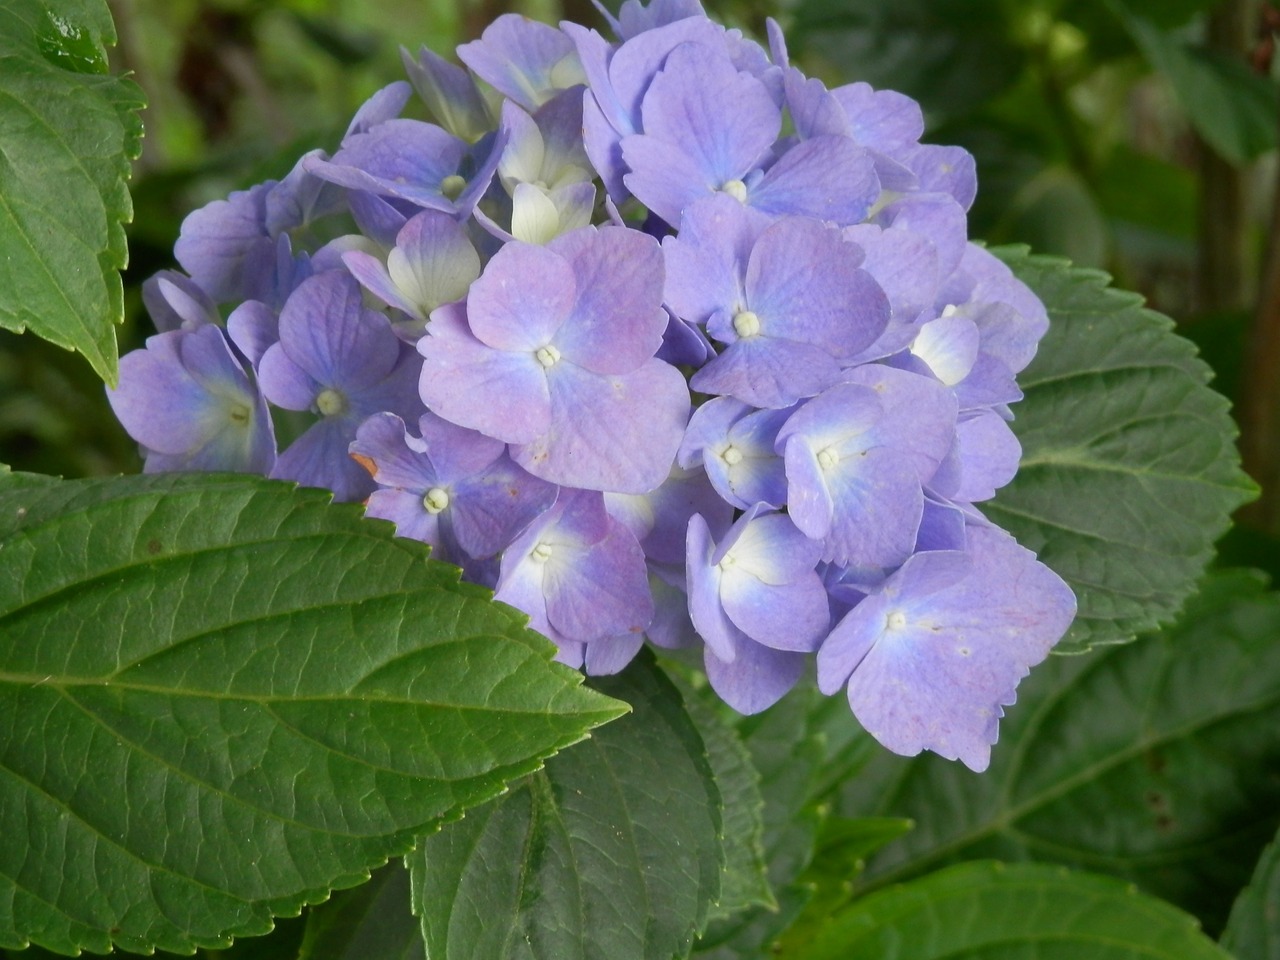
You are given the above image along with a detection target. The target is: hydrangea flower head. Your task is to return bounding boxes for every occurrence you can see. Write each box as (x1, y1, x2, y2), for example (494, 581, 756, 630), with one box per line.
(109, 0, 1075, 770)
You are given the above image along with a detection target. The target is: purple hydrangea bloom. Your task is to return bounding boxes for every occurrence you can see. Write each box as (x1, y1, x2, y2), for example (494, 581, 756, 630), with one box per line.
(620, 43, 878, 227)
(777, 365, 957, 569)
(175, 182, 275, 304)
(569, 16, 728, 199)
(108, 325, 275, 474)
(351, 411, 557, 565)
(663, 196, 889, 408)
(305, 119, 505, 221)
(678, 397, 791, 509)
(816, 522, 1076, 771)
(109, 2, 1076, 767)
(258, 270, 421, 501)
(419, 226, 690, 492)
(686, 505, 829, 712)
(495, 489, 652, 671)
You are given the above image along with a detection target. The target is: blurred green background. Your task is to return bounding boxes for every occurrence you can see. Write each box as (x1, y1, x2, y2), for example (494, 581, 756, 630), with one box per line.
(2, 0, 1277, 538)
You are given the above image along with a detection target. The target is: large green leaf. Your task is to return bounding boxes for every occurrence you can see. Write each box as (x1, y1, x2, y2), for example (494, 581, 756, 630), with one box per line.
(410, 656, 723, 960)
(988, 247, 1255, 651)
(0, 0, 144, 385)
(794, 861, 1233, 960)
(0, 472, 624, 956)
(694, 686, 872, 958)
(1221, 824, 1280, 960)
(676, 681, 773, 925)
(832, 571, 1280, 934)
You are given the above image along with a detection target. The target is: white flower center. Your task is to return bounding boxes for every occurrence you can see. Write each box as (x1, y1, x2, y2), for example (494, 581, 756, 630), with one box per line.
(422, 487, 450, 514)
(531, 542, 553, 563)
(441, 174, 467, 200)
(718, 553, 737, 570)
(732, 310, 761, 339)
(721, 179, 748, 202)
(817, 447, 839, 470)
(721, 445, 744, 466)
(315, 388, 347, 417)
(886, 611, 908, 631)
(535, 344, 561, 368)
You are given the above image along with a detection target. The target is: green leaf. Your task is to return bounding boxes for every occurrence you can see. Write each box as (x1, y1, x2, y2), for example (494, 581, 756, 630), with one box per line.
(410, 655, 723, 960)
(771, 817, 914, 954)
(1113, 3, 1279, 163)
(834, 571, 1280, 934)
(794, 861, 1233, 959)
(676, 682, 774, 924)
(987, 246, 1256, 651)
(789, 0, 1025, 120)
(0, 0, 144, 385)
(0, 472, 625, 956)
(299, 862, 423, 960)
(695, 686, 865, 958)
(1221, 824, 1280, 960)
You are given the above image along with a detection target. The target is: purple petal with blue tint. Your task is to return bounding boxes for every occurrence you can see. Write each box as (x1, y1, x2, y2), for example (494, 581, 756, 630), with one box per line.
(661, 194, 767, 325)
(720, 575, 829, 652)
(686, 512, 744, 663)
(549, 225, 666, 373)
(418, 302, 552, 444)
(305, 120, 466, 213)
(692, 334, 840, 409)
(272, 416, 375, 502)
(276, 271, 400, 389)
(704, 638, 805, 714)
(513, 356, 689, 493)
(584, 633, 647, 675)
(175, 183, 273, 302)
(450, 456, 558, 558)
(226, 300, 279, 368)
(745, 216, 887, 362)
(265, 151, 348, 239)
(905, 144, 976, 210)
(751, 136, 879, 225)
(876, 192, 968, 279)
(142, 272, 219, 333)
(831, 82, 924, 157)
(258, 343, 319, 411)
(621, 133, 721, 227)
(458, 14, 581, 111)
(468, 242, 576, 350)
(639, 43, 779, 186)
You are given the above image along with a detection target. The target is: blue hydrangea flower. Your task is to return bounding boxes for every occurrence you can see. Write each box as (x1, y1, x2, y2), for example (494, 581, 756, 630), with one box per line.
(816, 522, 1076, 771)
(686, 505, 829, 712)
(258, 270, 421, 500)
(495, 489, 652, 671)
(419, 226, 690, 493)
(109, 0, 1077, 768)
(351, 411, 557, 566)
(108, 325, 275, 474)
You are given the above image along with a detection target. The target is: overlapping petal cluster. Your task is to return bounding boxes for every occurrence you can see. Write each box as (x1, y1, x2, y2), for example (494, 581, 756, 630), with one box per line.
(107, 0, 1075, 770)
